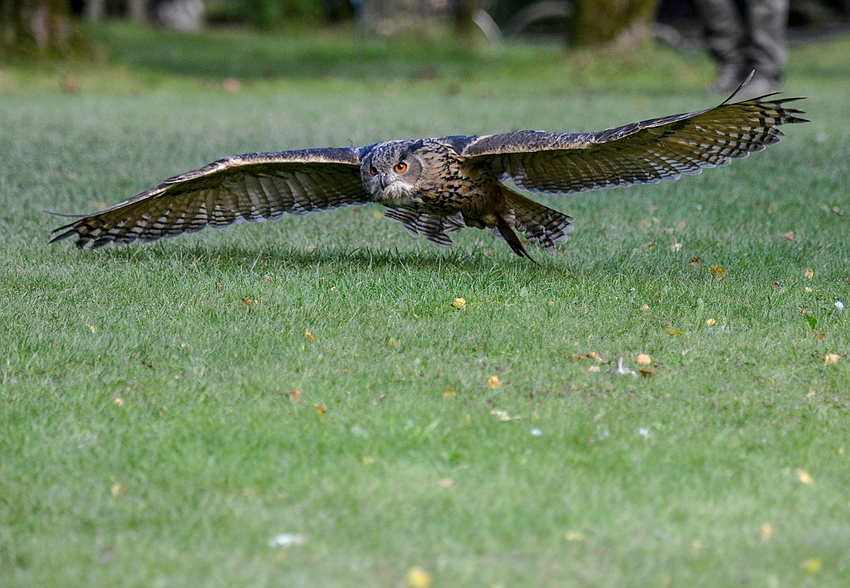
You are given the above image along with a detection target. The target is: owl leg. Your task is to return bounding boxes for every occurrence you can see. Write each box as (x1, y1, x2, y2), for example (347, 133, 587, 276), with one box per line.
(494, 214, 538, 264)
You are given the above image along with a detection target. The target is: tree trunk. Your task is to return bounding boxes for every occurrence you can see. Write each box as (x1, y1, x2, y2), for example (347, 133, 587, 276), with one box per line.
(569, 0, 659, 47)
(1, 0, 75, 55)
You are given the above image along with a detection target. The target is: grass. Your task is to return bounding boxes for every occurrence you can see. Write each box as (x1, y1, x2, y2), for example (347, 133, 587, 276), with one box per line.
(2, 25, 850, 587)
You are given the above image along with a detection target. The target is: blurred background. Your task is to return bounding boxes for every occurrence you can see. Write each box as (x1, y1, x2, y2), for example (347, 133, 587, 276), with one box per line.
(2, 0, 848, 61)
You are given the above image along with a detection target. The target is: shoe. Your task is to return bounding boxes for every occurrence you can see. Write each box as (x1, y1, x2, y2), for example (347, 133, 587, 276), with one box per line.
(706, 63, 748, 96)
(735, 73, 780, 100)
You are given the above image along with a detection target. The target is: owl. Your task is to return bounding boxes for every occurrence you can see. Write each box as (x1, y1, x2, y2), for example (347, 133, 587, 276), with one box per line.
(51, 81, 806, 261)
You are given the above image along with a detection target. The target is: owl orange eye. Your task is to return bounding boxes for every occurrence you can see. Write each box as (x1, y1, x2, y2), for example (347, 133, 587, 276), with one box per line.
(369, 166, 378, 176)
(394, 162, 407, 173)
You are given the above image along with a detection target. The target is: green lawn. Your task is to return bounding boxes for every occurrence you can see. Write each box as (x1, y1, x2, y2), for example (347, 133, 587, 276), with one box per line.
(1, 26, 849, 588)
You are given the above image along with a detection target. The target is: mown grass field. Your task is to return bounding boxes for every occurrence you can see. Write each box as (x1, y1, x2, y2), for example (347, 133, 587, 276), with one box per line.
(1, 26, 849, 587)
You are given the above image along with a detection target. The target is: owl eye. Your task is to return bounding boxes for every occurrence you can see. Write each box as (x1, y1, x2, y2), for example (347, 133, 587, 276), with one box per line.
(394, 162, 408, 173)
(369, 166, 378, 176)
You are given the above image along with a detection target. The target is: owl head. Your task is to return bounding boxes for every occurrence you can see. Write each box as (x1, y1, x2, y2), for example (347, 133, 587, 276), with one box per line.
(360, 139, 427, 205)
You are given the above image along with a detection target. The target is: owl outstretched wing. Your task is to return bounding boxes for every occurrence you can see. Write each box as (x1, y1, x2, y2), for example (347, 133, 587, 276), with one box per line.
(460, 89, 807, 194)
(50, 147, 368, 249)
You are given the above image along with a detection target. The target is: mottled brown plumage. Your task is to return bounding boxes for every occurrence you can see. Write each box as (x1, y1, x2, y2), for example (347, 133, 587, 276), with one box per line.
(51, 81, 807, 260)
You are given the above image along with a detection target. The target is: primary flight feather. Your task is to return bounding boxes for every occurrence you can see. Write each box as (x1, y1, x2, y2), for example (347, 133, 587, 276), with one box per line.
(51, 82, 807, 261)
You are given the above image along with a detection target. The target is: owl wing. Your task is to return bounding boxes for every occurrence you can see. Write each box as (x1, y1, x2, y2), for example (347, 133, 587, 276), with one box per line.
(50, 147, 369, 249)
(459, 91, 807, 194)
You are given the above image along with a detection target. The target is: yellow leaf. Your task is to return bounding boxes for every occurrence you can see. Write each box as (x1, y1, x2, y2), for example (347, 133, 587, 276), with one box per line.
(314, 403, 325, 415)
(305, 329, 316, 342)
(441, 388, 454, 399)
(242, 297, 253, 305)
(636, 353, 652, 366)
(89, 325, 97, 333)
(437, 478, 454, 488)
(805, 286, 812, 293)
(389, 337, 398, 348)
(588, 365, 601, 373)
(666, 328, 683, 336)
(640, 304, 650, 312)
(564, 530, 585, 541)
(761, 523, 773, 542)
(361, 456, 375, 465)
(113, 397, 124, 407)
(803, 558, 822, 573)
(691, 540, 703, 555)
(487, 375, 501, 389)
(705, 318, 716, 326)
(709, 264, 727, 279)
(451, 297, 467, 311)
(372, 210, 383, 219)
(586, 351, 604, 363)
(407, 566, 432, 588)
(804, 268, 814, 279)
(797, 469, 813, 484)
(824, 354, 840, 365)
(110, 483, 127, 497)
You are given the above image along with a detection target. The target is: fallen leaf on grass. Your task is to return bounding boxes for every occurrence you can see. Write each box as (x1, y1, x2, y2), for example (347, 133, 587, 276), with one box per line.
(442, 388, 454, 399)
(640, 304, 650, 312)
(110, 483, 127, 497)
(709, 264, 727, 279)
(689, 255, 704, 268)
(286, 389, 301, 403)
(706, 318, 716, 326)
(407, 566, 432, 588)
(268, 533, 308, 547)
(305, 329, 316, 342)
(564, 531, 585, 542)
(586, 351, 604, 363)
(451, 297, 467, 311)
(797, 469, 813, 484)
(388, 337, 398, 348)
(616, 357, 636, 377)
(487, 375, 501, 389)
(761, 523, 773, 542)
(314, 403, 326, 415)
(639, 369, 656, 378)
(437, 478, 454, 488)
(361, 456, 375, 465)
(691, 540, 703, 555)
(780, 231, 795, 241)
(803, 558, 822, 573)
(824, 354, 840, 365)
(242, 297, 253, 305)
(588, 365, 601, 373)
(665, 328, 683, 336)
(113, 397, 124, 407)
(490, 409, 520, 421)
(804, 268, 814, 279)
(636, 353, 651, 366)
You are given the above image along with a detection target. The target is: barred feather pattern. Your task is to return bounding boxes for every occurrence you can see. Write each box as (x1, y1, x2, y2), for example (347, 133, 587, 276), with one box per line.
(50, 149, 367, 249)
(382, 208, 465, 248)
(462, 95, 808, 195)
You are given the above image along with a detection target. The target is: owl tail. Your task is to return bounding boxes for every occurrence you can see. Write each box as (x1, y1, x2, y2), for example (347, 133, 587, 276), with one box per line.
(500, 187, 574, 252)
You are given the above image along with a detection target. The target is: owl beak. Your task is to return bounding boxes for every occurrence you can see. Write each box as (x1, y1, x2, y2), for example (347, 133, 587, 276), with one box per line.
(379, 172, 387, 189)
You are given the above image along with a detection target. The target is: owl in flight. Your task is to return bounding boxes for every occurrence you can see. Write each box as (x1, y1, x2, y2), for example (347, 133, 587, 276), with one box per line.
(51, 81, 806, 261)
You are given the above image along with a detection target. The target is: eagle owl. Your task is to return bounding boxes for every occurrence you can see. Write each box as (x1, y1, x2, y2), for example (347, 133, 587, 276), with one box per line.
(51, 81, 806, 261)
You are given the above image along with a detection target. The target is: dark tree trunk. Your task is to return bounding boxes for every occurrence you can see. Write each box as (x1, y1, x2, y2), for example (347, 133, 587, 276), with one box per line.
(569, 0, 660, 47)
(1, 0, 76, 55)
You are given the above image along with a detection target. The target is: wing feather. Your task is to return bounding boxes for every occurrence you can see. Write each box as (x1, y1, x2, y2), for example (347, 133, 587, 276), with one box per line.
(51, 148, 368, 248)
(461, 92, 807, 195)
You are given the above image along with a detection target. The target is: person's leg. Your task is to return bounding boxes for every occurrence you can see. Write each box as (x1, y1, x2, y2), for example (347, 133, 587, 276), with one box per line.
(743, 0, 790, 94)
(693, 0, 749, 94)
